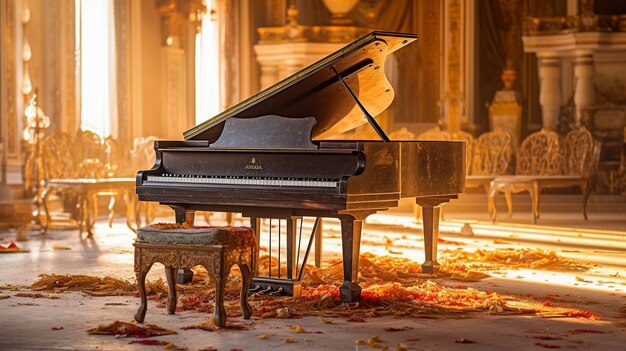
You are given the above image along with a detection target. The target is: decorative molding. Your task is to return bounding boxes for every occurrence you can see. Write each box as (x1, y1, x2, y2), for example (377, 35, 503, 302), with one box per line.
(258, 25, 370, 44)
(114, 0, 131, 149)
(60, 0, 77, 135)
(525, 15, 626, 36)
(42, 0, 61, 132)
(523, 32, 626, 53)
(442, 0, 464, 133)
(3, 0, 18, 157)
(156, 0, 205, 48)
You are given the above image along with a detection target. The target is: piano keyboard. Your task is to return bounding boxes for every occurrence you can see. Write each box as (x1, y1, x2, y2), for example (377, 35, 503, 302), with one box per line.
(147, 174, 340, 188)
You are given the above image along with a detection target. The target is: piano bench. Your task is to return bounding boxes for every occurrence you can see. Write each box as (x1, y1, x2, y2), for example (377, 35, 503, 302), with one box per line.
(133, 225, 256, 327)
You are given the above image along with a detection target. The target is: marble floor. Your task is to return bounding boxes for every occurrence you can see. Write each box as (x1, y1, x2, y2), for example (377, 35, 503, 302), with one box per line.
(1, 203, 626, 351)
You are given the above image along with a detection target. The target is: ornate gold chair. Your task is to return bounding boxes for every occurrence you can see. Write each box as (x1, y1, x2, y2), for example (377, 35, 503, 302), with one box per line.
(73, 130, 105, 173)
(39, 132, 80, 229)
(417, 126, 452, 141)
(389, 127, 415, 140)
(467, 129, 513, 191)
(41, 130, 136, 236)
(488, 127, 595, 223)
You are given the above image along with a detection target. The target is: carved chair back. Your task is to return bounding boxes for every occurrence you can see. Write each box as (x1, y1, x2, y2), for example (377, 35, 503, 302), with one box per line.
(74, 130, 104, 165)
(516, 128, 562, 176)
(417, 127, 452, 141)
(389, 127, 415, 140)
(561, 127, 595, 177)
(103, 136, 122, 177)
(40, 131, 76, 180)
(471, 129, 513, 176)
(130, 136, 157, 172)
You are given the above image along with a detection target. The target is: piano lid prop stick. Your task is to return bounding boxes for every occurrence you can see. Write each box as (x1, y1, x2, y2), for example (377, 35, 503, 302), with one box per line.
(330, 65, 390, 142)
(297, 217, 321, 282)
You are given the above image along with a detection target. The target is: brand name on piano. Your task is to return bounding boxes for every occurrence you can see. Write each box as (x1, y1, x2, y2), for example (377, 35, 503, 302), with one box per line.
(244, 157, 263, 170)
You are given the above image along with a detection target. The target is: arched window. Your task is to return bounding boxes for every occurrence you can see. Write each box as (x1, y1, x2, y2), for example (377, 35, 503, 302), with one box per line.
(195, 0, 220, 125)
(76, 0, 117, 138)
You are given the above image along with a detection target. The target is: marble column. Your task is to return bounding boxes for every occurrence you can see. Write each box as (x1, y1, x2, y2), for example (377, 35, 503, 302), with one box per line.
(574, 51, 596, 126)
(538, 56, 562, 129)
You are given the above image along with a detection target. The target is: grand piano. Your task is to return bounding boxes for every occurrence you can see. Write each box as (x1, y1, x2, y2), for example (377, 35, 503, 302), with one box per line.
(136, 31, 465, 303)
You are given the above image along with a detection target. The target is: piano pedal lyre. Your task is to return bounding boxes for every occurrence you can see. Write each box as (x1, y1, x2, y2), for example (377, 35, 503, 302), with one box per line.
(250, 217, 320, 297)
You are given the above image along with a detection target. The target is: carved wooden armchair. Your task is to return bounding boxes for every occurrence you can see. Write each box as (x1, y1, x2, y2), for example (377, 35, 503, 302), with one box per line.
(488, 127, 595, 223)
(73, 130, 105, 177)
(41, 130, 136, 236)
(39, 131, 81, 229)
(389, 127, 415, 140)
(467, 129, 513, 191)
(417, 126, 452, 141)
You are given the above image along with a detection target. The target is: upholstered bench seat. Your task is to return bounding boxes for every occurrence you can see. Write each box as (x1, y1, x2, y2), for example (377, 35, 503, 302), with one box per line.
(136, 226, 253, 246)
(133, 224, 256, 327)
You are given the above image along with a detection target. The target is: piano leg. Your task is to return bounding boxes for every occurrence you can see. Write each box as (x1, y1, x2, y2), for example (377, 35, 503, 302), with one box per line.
(314, 218, 323, 268)
(171, 207, 196, 284)
(250, 217, 261, 276)
(173, 208, 195, 226)
(416, 197, 451, 274)
(338, 215, 363, 303)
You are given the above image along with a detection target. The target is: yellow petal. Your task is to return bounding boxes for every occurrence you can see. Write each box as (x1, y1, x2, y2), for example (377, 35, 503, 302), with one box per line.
(288, 325, 306, 333)
(396, 343, 409, 351)
(319, 316, 334, 324)
(52, 245, 72, 251)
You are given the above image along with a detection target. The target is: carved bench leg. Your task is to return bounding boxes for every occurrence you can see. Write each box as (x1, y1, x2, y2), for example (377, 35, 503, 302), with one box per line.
(134, 262, 153, 323)
(164, 266, 177, 315)
(213, 276, 226, 327)
(238, 263, 252, 319)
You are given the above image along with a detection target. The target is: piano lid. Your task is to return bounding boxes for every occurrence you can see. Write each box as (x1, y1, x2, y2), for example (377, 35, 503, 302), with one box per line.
(184, 31, 418, 142)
